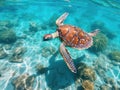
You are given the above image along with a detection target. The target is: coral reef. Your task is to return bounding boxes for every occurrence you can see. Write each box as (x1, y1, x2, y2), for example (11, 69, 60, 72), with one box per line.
(104, 77, 115, 85)
(0, 29, 17, 44)
(112, 85, 120, 90)
(92, 55, 110, 78)
(100, 84, 111, 90)
(100, 83, 120, 90)
(41, 46, 56, 58)
(80, 66, 96, 82)
(13, 46, 27, 56)
(77, 62, 96, 82)
(108, 51, 120, 62)
(35, 63, 48, 75)
(89, 33, 108, 52)
(76, 62, 96, 90)
(12, 73, 35, 90)
(81, 80, 94, 90)
(9, 46, 27, 63)
(9, 54, 23, 63)
(0, 47, 7, 59)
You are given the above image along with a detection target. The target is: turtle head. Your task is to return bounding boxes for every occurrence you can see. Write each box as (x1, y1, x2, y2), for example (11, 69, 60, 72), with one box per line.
(43, 34, 53, 41)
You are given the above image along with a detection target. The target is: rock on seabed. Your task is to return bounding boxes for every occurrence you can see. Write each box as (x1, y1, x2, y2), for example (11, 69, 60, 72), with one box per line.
(12, 73, 35, 90)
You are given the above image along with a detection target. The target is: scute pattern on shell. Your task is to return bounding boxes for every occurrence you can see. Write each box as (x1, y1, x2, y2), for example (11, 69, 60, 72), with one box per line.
(58, 25, 93, 49)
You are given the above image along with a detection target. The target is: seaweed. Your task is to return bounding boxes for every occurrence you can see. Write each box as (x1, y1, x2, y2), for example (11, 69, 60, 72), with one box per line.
(0, 29, 17, 44)
(108, 51, 120, 62)
(89, 33, 108, 52)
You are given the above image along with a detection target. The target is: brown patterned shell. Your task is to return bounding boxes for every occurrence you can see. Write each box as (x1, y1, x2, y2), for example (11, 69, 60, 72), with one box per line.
(58, 25, 93, 49)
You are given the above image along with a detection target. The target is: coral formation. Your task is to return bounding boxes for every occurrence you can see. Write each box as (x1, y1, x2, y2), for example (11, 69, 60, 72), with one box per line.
(9, 46, 27, 63)
(9, 55, 23, 63)
(41, 46, 56, 58)
(77, 62, 96, 82)
(76, 63, 95, 90)
(80, 67, 96, 82)
(81, 80, 94, 90)
(112, 85, 120, 90)
(89, 33, 108, 52)
(0, 29, 17, 44)
(108, 51, 120, 62)
(100, 84, 111, 90)
(13, 46, 27, 56)
(12, 73, 35, 90)
(92, 55, 109, 78)
(0, 47, 7, 59)
(100, 82, 120, 90)
(104, 77, 115, 85)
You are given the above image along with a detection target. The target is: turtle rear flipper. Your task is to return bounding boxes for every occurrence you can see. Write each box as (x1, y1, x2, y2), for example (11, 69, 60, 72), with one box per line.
(88, 29, 99, 37)
(56, 12, 69, 26)
(60, 43, 77, 73)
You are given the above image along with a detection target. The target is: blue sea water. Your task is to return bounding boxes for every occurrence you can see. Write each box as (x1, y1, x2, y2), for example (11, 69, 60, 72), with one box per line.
(0, 0, 120, 90)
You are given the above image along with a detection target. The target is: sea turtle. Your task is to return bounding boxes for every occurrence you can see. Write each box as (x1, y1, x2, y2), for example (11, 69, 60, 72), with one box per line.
(43, 12, 99, 73)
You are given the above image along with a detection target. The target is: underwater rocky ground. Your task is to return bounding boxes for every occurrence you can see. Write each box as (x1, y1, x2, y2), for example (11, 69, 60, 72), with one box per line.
(0, 0, 120, 90)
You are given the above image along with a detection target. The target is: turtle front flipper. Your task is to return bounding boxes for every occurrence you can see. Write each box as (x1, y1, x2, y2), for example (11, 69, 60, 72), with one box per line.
(56, 12, 69, 26)
(60, 43, 77, 73)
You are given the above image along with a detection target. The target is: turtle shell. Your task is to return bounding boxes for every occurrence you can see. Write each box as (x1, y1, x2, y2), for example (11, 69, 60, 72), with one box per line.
(58, 25, 93, 49)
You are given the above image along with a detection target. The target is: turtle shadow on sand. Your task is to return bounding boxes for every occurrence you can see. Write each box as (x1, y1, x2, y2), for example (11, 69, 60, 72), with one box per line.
(44, 51, 74, 90)
(44, 51, 84, 90)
